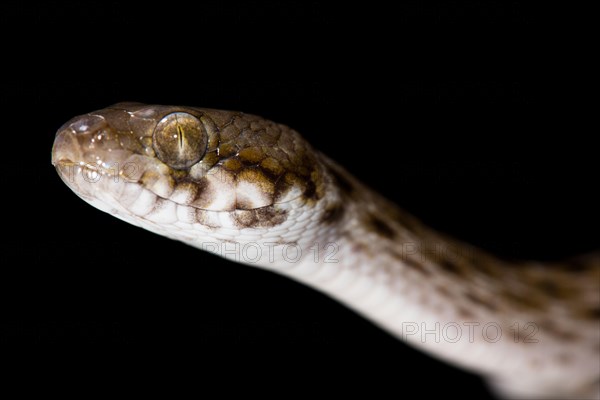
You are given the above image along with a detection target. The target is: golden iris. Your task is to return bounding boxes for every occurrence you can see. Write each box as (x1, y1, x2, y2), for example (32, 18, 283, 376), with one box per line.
(152, 112, 208, 169)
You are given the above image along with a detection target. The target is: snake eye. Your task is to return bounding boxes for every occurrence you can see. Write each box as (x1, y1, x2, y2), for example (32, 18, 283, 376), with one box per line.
(153, 112, 208, 169)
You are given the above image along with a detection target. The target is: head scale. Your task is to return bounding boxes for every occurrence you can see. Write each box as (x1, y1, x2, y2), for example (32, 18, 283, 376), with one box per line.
(52, 103, 330, 240)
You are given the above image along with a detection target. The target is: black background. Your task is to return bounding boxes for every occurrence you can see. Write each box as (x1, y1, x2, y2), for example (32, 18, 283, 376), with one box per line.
(1, 1, 596, 398)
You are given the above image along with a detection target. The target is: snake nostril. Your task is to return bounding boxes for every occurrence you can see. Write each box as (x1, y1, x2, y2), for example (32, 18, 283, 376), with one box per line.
(70, 114, 106, 134)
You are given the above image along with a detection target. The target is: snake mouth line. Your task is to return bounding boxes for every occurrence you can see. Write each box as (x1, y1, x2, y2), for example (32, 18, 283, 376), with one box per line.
(55, 158, 295, 213)
(52, 158, 73, 167)
(53, 158, 103, 168)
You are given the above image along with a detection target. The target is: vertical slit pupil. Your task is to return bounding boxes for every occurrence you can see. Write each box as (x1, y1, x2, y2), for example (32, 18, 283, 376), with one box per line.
(177, 125, 184, 148)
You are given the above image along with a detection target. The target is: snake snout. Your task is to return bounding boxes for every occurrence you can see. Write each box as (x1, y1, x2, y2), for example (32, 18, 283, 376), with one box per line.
(51, 114, 108, 165)
(51, 128, 80, 167)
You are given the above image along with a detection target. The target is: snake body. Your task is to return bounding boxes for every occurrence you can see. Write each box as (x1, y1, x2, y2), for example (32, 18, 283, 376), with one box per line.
(52, 103, 599, 399)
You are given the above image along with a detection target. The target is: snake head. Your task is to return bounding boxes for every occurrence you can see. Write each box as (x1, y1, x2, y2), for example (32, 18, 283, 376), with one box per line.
(52, 103, 328, 235)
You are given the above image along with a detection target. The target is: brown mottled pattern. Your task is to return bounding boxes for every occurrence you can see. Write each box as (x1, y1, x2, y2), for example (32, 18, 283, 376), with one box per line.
(53, 103, 329, 227)
(232, 207, 288, 229)
(320, 202, 345, 225)
(326, 163, 355, 195)
(54, 102, 600, 330)
(53, 103, 600, 399)
(464, 292, 498, 312)
(322, 152, 599, 330)
(366, 214, 396, 239)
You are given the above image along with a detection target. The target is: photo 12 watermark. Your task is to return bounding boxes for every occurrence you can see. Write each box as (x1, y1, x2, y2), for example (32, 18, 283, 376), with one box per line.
(400, 321, 539, 344)
(200, 241, 340, 264)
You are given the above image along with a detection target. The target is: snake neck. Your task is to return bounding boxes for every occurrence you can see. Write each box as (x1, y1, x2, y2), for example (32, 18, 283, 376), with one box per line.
(252, 154, 599, 331)
(249, 155, 599, 399)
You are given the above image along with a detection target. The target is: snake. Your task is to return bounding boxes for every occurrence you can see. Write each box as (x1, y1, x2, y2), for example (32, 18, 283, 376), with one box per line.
(51, 103, 599, 399)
